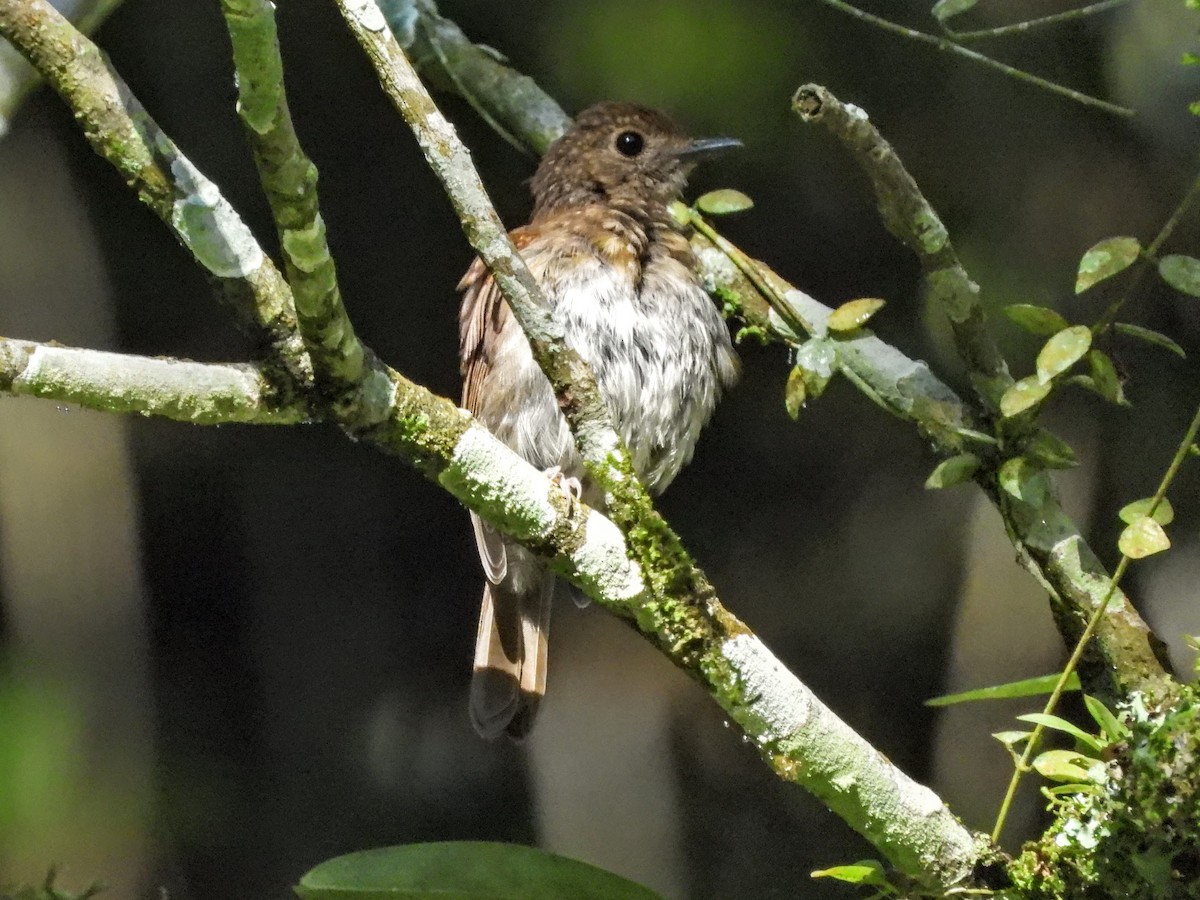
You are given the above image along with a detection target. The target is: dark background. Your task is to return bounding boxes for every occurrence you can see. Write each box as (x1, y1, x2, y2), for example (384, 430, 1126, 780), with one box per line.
(0, 1, 1197, 898)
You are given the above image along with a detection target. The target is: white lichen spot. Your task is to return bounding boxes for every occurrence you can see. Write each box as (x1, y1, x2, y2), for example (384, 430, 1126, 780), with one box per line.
(157, 136, 264, 278)
(844, 103, 869, 122)
(282, 214, 327, 273)
(575, 508, 645, 601)
(345, 0, 388, 31)
(721, 633, 813, 739)
(448, 428, 556, 533)
(898, 779, 947, 818)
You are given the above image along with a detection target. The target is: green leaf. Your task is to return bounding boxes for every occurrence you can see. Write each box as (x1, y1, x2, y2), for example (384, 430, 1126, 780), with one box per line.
(1158, 254, 1200, 297)
(1042, 782, 1100, 796)
(925, 453, 980, 489)
(1003, 304, 1070, 336)
(811, 860, 888, 886)
(992, 730, 1033, 749)
(1118, 496, 1174, 526)
(667, 200, 690, 226)
(695, 189, 754, 215)
(827, 298, 886, 333)
(997, 456, 1049, 504)
(1075, 236, 1141, 293)
(1036, 326, 1093, 383)
(1118, 516, 1171, 558)
(1087, 350, 1128, 406)
(1000, 375, 1052, 418)
(931, 0, 978, 22)
(784, 366, 806, 420)
(1114, 323, 1186, 358)
(1083, 695, 1130, 742)
(926, 672, 1080, 706)
(1017, 713, 1106, 753)
(296, 843, 666, 900)
(1032, 749, 1102, 783)
(1024, 430, 1078, 470)
(792, 337, 838, 401)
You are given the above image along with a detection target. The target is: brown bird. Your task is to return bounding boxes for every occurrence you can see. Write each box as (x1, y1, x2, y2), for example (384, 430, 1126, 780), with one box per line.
(458, 102, 740, 740)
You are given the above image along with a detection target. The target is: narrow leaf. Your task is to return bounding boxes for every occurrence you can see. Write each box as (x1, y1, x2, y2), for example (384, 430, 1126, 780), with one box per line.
(1159, 254, 1200, 297)
(1036, 326, 1093, 383)
(1118, 496, 1174, 526)
(931, 0, 978, 22)
(1114, 323, 1186, 358)
(784, 366, 806, 420)
(926, 672, 1080, 706)
(1043, 782, 1100, 796)
(1000, 375, 1052, 418)
(925, 453, 980, 489)
(1083, 695, 1130, 742)
(296, 843, 666, 900)
(695, 189, 754, 215)
(1033, 749, 1102, 783)
(992, 730, 1033, 749)
(1017, 713, 1106, 753)
(1087, 350, 1127, 406)
(1118, 516, 1171, 558)
(1004, 304, 1070, 336)
(828, 298, 886, 332)
(811, 860, 888, 886)
(1075, 236, 1141, 293)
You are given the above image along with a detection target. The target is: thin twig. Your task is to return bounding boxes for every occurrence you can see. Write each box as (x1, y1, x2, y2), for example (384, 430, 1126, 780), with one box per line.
(813, 0, 1135, 117)
(943, 0, 1132, 41)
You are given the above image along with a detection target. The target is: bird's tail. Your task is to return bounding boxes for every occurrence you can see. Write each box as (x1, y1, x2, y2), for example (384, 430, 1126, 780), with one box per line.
(469, 572, 554, 740)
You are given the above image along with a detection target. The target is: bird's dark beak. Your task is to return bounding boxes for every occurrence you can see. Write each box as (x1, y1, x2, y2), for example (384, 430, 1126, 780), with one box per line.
(675, 136, 742, 161)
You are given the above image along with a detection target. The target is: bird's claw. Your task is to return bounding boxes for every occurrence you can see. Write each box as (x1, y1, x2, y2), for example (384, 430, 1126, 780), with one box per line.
(544, 466, 583, 511)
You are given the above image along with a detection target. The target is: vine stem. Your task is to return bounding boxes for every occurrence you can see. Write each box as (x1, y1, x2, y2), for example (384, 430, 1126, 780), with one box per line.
(992, 398, 1200, 843)
(943, 0, 1131, 41)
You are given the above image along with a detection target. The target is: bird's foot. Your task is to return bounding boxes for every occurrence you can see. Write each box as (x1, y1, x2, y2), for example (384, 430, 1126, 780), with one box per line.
(544, 466, 583, 512)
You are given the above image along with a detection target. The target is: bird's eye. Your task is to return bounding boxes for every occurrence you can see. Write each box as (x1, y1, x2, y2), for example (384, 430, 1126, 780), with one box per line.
(615, 130, 645, 157)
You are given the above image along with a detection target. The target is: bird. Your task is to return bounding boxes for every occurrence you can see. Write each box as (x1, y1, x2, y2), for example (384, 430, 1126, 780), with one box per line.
(458, 102, 740, 740)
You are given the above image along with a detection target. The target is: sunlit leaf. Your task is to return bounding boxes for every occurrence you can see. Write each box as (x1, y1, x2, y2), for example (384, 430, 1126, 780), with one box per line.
(811, 860, 888, 886)
(1087, 350, 1127, 406)
(1017, 713, 1105, 753)
(1043, 782, 1100, 796)
(668, 200, 690, 226)
(1114, 323, 1186, 358)
(1075, 236, 1140, 294)
(695, 189, 754, 215)
(1118, 496, 1174, 526)
(1003, 304, 1070, 336)
(1036, 326, 1093, 383)
(1025, 430, 1077, 470)
(784, 366, 806, 420)
(792, 337, 838, 401)
(1083, 695, 1130, 742)
(1033, 749, 1102, 783)
(828, 298, 886, 332)
(1118, 516, 1171, 558)
(297, 843, 665, 900)
(925, 453, 980, 489)
(926, 672, 1080, 706)
(1000, 375, 1052, 418)
(931, 0, 978, 23)
(1158, 254, 1200, 298)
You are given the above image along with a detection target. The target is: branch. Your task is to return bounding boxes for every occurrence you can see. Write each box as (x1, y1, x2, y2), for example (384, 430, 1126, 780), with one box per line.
(0, 337, 307, 424)
(219, 0, 365, 405)
(0, 0, 313, 389)
(942, 0, 1132, 41)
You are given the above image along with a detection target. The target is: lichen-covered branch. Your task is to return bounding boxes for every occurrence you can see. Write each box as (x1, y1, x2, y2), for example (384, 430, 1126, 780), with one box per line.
(0, 328, 984, 889)
(0, 337, 307, 424)
(792, 84, 1011, 403)
(0, 0, 312, 388)
(219, 0, 364, 405)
